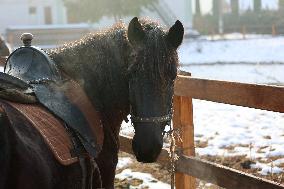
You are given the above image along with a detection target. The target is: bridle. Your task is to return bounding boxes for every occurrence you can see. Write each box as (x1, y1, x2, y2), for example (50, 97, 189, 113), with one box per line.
(128, 79, 174, 127)
(130, 107, 173, 136)
(128, 60, 174, 128)
(130, 112, 172, 124)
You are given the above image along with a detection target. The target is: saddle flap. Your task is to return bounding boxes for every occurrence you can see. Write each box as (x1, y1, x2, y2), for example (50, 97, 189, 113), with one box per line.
(32, 80, 104, 157)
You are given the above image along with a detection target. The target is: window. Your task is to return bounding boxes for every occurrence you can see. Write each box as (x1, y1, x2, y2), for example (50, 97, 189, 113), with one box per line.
(29, 7, 36, 15)
(44, 6, 52, 24)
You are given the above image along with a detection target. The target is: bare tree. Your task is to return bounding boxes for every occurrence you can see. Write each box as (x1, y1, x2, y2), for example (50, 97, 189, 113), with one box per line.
(230, 0, 239, 15)
(195, 0, 201, 16)
(63, 0, 157, 23)
(213, 0, 220, 17)
(253, 0, 262, 12)
(279, 0, 284, 10)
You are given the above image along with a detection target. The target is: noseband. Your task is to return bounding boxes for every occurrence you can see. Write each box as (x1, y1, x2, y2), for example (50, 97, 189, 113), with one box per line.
(130, 113, 172, 124)
(129, 86, 173, 125)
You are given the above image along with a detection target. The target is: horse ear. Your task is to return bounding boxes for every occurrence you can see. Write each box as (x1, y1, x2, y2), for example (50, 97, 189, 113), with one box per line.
(128, 17, 145, 45)
(166, 20, 184, 49)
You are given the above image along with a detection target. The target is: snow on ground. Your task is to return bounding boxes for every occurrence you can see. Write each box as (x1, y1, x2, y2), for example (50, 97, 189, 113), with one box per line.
(193, 99, 284, 175)
(178, 36, 284, 84)
(182, 64, 284, 84)
(117, 157, 133, 169)
(119, 35, 284, 185)
(116, 169, 170, 189)
(179, 36, 284, 64)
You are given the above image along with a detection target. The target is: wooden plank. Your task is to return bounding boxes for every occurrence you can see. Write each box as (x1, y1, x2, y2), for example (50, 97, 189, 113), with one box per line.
(175, 75, 284, 113)
(119, 135, 284, 189)
(176, 155, 284, 189)
(173, 96, 196, 189)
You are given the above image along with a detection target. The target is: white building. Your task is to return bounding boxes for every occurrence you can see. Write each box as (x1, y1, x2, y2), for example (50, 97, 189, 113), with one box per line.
(0, 0, 193, 48)
(0, 0, 67, 34)
(145, 0, 192, 28)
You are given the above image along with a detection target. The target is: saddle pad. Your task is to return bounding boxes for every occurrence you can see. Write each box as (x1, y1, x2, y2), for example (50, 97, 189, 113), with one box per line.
(2, 100, 78, 166)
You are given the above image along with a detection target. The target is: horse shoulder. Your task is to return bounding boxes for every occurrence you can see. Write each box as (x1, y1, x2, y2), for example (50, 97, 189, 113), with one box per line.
(0, 107, 11, 144)
(0, 107, 11, 188)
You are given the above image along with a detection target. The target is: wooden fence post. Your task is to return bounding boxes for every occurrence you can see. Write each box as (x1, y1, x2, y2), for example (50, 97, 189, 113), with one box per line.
(173, 95, 196, 189)
(242, 25, 246, 39)
(210, 28, 215, 40)
(272, 24, 277, 36)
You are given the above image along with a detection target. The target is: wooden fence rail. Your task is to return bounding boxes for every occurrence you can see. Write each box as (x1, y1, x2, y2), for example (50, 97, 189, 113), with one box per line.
(175, 75, 284, 113)
(119, 135, 284, 189)
(120, 75, 284, 189)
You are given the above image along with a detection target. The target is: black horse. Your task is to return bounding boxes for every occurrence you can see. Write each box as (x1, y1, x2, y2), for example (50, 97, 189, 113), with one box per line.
(0, 17, 184, 189)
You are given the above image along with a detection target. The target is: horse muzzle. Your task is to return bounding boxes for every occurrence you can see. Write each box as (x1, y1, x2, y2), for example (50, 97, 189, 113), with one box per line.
(131, 124, 163, 163)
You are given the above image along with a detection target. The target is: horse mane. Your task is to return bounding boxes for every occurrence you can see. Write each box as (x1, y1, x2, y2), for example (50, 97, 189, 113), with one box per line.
(48, 22, 130, 81)
(48, 18, 179, 118)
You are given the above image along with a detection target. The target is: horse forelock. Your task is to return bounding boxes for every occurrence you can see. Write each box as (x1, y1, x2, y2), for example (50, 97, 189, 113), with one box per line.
(130, 19, 179, 83)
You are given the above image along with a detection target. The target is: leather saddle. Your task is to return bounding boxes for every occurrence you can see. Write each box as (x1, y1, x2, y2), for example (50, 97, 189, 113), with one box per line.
(1, 33, 103, 163)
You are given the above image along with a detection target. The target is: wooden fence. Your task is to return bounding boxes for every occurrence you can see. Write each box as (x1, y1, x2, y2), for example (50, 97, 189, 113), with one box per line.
(119, 74, 284, 189)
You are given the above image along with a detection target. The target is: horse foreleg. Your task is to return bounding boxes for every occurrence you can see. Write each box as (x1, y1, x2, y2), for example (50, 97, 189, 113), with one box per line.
(94, 132, 119, 189)
(0, 110, 10, 189)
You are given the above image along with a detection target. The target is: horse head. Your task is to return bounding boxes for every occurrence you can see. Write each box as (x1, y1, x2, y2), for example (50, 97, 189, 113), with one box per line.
(127, 17, 184, 163)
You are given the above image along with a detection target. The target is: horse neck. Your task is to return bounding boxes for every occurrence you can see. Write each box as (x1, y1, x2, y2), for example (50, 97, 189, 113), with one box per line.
(50, 34, 131, 126)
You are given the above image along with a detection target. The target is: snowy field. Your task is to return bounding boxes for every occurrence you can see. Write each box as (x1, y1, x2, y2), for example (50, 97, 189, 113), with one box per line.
(117, 35, 284, 188)
(179, 36, 284, 64)
(178, 36, 284, 84)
